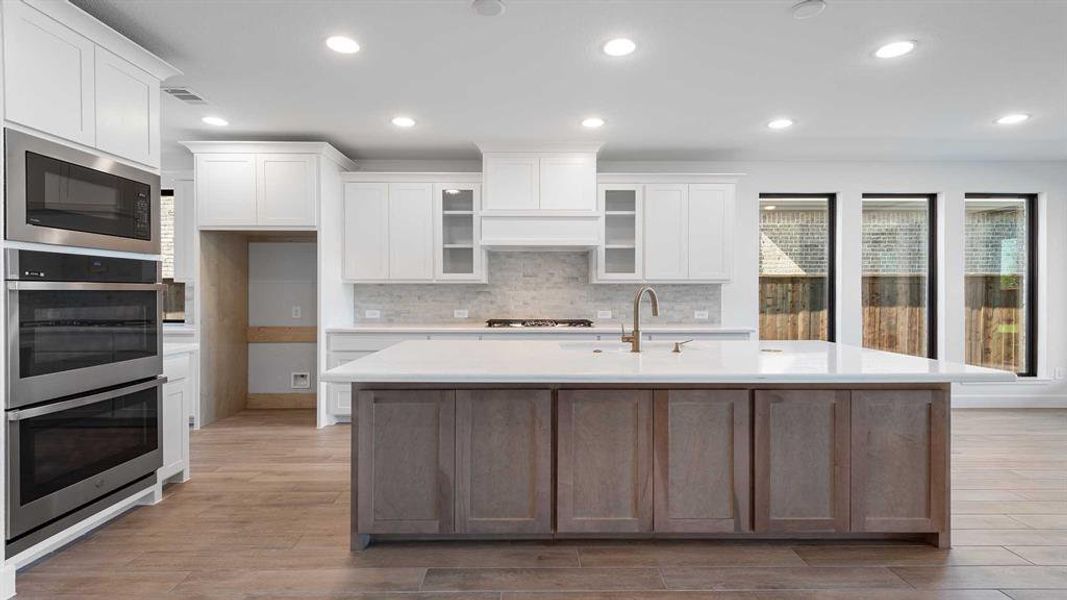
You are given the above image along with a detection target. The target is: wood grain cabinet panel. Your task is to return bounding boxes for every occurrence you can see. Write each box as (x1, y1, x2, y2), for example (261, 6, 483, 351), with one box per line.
(654, 390, 751, 533)
(754, 390, 850, 532)
(557, 390, 653, 533)
(356, 390, 455, 534)
(851, 389, 948, 534)
(455, 390, 552, 534)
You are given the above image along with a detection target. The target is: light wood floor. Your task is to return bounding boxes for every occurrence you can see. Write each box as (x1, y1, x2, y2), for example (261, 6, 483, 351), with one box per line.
(14, 408, 1067, 599)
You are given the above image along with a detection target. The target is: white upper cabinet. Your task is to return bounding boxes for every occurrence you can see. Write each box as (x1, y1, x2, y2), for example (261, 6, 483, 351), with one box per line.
(687, 184, 733, 281)
(342, 174, 484, 283)
(481, 148, 597, 214)
(3, 0, 96, 147)
(644, 184, 690, 281)
(2, 1, 180, 168)
(171, 178, 196, 283)
(343, 183, 390, 281)
(387, 183, 435, 281)
(94, 46, 160, 167)
(195, 153, 258, 226)
(483, 155, 539, 211)
(540, 154, 596, 211)
(593, 175, 740, 284)
(256, 154, 317, 227)
(183, 142, 355, 230)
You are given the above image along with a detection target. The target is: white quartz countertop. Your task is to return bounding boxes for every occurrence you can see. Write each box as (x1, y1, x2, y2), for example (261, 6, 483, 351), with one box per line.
(325, 323, 754, 335)
(321, 339, 1015, 384)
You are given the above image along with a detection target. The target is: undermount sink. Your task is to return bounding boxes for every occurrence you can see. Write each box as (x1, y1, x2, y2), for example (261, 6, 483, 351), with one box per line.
(558, 341, 681, 354)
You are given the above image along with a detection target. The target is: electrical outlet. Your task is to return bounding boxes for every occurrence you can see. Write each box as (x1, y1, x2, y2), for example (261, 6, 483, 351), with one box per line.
(694, 310, 710, 320)
(364, 309, 381, 319)
(597, 310, 612, 320)
(291, 305, 302, 319)
(290, 372, 310, 389)
(454, 309, 469, 319)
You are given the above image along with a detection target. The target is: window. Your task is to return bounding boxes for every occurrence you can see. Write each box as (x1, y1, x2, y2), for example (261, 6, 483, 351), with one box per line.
(758, 194, 836, 341)
(160, 189, 186, 322)
(964, 194, 1037, 376)
(861, 194, 937, 358)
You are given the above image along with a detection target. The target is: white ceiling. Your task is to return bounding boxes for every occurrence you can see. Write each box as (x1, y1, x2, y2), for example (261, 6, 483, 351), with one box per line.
(71, 0, 1067, 168)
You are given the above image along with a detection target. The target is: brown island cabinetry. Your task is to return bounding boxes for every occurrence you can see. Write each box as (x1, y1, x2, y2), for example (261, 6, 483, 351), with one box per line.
(352, 384, 948, 549)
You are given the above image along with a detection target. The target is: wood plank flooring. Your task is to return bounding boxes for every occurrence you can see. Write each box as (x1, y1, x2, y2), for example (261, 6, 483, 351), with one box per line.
(14, 408, 1067, 599)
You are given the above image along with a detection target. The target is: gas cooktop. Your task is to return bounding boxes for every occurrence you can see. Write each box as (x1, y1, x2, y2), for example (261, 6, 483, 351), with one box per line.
(486, 318, 595, 328)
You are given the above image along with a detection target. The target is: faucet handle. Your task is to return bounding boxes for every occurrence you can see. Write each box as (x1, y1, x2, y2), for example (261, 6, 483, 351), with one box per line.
(672, 339, 695, 353)
(620, 323, 634, 343)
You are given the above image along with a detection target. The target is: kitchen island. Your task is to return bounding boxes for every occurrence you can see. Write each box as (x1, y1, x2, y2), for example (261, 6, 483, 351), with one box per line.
(323, 339, 1013, 550)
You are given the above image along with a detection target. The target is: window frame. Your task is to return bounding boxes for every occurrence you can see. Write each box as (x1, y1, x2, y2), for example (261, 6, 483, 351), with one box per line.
(758, 193, 837, 342)
(964, 193, 1038, 377)
(860, 193, 938, 359)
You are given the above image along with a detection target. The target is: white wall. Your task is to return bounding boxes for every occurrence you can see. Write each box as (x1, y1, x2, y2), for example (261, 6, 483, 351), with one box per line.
(247, 242, 317, 394)
(602, 160, 1067, 407)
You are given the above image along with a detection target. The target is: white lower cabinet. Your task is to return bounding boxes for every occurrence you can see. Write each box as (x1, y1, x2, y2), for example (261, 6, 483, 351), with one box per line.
(160, 352, 194, 483)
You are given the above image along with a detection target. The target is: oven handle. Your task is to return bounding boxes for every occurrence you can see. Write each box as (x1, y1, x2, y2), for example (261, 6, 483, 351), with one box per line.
(6, 282, 164, 291)
(7, 376, 167, 421)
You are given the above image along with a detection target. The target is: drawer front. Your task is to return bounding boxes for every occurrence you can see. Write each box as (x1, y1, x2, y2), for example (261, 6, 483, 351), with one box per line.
(163, 354, 190, 383)
(328, 333, 425, 352)
(328, 351, 374, 369)
(328, 383, 352, 415)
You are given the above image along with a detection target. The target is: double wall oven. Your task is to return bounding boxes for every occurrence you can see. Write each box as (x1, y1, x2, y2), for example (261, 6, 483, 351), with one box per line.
(4, 129, 164, 554)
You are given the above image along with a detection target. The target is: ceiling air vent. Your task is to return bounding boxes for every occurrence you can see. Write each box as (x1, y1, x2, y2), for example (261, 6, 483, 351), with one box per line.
(162, 87, 208, 105)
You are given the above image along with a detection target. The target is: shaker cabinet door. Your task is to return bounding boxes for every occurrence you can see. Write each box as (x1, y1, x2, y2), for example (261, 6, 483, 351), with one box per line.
(3, 1, 96, 146)
(851, 389, 948, 533)
(455, 390, 552, 534)
(356, 390, 455, 534)
(643, 184, 689, 280)
(94, 45, 160, 167)
(687, 184, 732, 281)
(387, 183, 435, 280)
(343, 183, 390, 280)
(196, 154, 258, 227)
(257, 154, 317, 227)
(557, 390, 653, 533)
(754, 390, 850, 532)
(654, 390, 751, 533)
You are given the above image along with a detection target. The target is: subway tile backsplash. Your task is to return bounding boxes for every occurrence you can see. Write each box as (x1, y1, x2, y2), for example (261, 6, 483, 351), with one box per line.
(352, 252, 722, 324)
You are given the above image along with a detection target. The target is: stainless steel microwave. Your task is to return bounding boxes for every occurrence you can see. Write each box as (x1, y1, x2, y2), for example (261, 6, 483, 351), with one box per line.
(5, 129, 160, 254)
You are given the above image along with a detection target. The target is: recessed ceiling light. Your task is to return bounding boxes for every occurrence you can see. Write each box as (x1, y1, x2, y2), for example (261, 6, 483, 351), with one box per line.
(391, 116, 416, 128)
(326, 35, 360, 54)
(471, 0, 506, 17)
(763, 205, 777, 211)
(996, 113, 1031, 125)
(875, 40, 917, 59)
(581, 117, 605, 129)
(201, 116, 228, 126)
(791, 0, 826, 20)
(602, 38, 636, 57)
(767, 118, 794, 130)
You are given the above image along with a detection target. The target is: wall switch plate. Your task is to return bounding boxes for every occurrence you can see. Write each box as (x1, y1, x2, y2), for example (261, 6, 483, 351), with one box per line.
(364, 309, 381, 319)
(291, 305, 302, 319)
(454, 309, 469, 319)
(291, 372, 310, 389)
(596, 310, 612, 320)
(694, 310, 710, 320)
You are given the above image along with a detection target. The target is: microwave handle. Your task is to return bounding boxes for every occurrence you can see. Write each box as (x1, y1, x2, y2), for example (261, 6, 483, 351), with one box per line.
(6, 282, 164, 291)
(7, 376, 167, 421)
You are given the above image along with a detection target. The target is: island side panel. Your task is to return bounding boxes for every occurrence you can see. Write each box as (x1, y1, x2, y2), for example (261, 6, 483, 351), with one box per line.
(850, 387, 949, 544)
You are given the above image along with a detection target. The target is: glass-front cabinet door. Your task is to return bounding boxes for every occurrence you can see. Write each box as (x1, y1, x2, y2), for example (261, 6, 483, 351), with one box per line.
(433, 183, 485, 281)
(596, 184, 643, 281)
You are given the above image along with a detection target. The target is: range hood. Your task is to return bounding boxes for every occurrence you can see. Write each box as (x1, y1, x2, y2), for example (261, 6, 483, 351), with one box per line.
(477, 143, 602, 249)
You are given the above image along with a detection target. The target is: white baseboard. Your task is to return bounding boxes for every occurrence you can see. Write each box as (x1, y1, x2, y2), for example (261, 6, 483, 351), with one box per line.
(953, 394, 1067, 408)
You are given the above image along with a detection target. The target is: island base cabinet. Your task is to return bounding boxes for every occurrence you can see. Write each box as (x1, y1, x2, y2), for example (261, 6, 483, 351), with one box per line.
(754, 390, 851, 533)
(851, 389, 949, 541)
(356, 390, 455, 536)
(557, 390, 653, 533)
(654, 390, 751, 533)
(455, 390, 552, 534)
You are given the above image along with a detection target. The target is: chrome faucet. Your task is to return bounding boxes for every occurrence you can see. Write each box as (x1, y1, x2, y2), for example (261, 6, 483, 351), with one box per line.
(621, 286, 660, 352)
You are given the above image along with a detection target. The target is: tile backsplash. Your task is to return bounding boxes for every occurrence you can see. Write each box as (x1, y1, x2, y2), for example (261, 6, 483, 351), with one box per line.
(352, 252, 722, 324)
